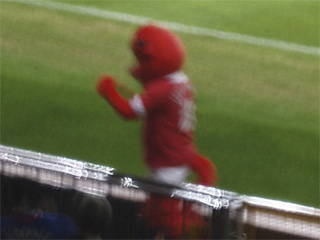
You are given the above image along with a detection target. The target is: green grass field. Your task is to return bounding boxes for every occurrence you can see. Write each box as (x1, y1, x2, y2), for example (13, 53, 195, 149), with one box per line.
(1, 0, 319, 207)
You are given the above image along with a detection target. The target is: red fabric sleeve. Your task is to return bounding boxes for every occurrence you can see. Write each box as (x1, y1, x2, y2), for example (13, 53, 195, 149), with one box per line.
(96, 76, 137, 119)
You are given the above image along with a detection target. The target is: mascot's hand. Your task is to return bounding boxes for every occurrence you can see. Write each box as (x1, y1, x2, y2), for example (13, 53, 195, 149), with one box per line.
(96, 75, 137, 119)
(96, 75, 117, 99)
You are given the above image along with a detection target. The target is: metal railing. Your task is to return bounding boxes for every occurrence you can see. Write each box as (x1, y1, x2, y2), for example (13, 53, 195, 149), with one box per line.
(1, 145, 319, 239)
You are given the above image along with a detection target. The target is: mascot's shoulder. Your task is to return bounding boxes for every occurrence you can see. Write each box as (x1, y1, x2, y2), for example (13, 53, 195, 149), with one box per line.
(145, 77, 170, 89)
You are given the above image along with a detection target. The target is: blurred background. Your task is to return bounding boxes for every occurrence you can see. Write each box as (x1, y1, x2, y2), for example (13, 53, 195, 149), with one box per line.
(1, 0, 319, 207)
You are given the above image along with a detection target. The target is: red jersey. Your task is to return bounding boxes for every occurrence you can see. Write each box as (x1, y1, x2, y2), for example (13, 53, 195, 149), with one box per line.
(129, 71, 196, 168)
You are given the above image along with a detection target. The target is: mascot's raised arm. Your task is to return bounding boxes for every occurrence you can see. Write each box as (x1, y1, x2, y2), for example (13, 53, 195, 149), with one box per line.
(96, 24, 218, 238)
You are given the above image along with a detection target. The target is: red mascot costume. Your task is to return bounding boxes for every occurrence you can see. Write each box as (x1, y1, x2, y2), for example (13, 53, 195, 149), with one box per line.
(97, 24, 218, 239)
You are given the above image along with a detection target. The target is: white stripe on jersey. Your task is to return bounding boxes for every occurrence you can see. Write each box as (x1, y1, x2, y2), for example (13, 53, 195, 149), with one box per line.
(129, 94, 146, 117)
(129, 71, 189, 118)
(166, 71, 189, 84)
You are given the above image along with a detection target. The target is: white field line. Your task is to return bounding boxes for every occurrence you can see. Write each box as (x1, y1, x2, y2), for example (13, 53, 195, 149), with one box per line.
(4, 0, 320, 56)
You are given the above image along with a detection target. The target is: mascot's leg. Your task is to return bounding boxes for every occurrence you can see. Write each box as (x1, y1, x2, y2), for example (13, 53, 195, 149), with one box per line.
(142, 195, 210, 239)
(141, 158, 218, 238)
(141, 195, 185, 239)
(177, 154, 218, 238)
(141, 166, 190, 238)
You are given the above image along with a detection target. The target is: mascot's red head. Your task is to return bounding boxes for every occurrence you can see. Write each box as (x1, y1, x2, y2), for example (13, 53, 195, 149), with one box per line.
(130, 24, 186, 84)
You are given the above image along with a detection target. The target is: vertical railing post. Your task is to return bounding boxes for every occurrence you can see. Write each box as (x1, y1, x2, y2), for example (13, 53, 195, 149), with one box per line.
(211, 207, 230, 239)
